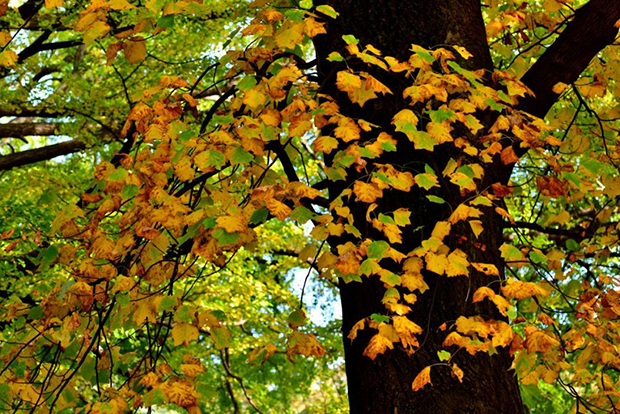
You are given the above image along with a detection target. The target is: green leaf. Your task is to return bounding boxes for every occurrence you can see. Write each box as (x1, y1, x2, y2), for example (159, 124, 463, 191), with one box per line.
(237, 75, 257, 91)
(121, 184, 140, 200)
(429, 109, 455, 123)
(213, 228, 239, 245)
(369, 313, 390, 324)
(367, 240, 389, 259)
(566, 238, 579, 251)
(287, 309, 307, 328)
(426, 195, 446, 204)
(108, 168, 127, 181)
(27, 306, 44, 320)
(157, 296, 178, 313)
(316, 4, 339, 18)
(529, 250, 548, 265)
(290, 206, 315, 224)
(342, 34, 359, 45)
(249, 208, 269, 224)
(41, 245, 59, 263)
(327, 52, 344, 62)
(230, 147, 253, 165)
(437, 350, 451, 361)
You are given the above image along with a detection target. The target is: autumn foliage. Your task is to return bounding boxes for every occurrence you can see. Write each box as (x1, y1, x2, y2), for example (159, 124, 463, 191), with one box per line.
(2, 0, 620, 413)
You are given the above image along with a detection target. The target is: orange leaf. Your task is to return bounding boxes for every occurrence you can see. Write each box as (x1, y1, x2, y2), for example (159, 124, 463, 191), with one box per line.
(412, 366, 432, 391)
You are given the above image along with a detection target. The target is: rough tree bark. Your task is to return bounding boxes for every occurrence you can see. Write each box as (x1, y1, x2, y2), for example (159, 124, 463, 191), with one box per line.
(313, 1, 620, 413)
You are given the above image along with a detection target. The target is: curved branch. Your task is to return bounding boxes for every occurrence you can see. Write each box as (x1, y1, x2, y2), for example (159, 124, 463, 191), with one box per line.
(519, 0, 620, 118)
(0, 139, 86, 171)
(0, 123, 60, 137)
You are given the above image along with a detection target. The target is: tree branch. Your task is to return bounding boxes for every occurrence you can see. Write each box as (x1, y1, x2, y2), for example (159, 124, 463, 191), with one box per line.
(0, 107, 62, 118)
(519, 0, 620, 118)
(0, 123, 60, 137)
(0, 139, 86, 171)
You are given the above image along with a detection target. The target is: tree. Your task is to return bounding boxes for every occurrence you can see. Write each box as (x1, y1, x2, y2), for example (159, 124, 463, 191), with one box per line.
(2, 0, 620, 413)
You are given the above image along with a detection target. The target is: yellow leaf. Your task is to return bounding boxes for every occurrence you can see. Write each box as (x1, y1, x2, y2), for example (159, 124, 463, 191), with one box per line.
(431, 221, 451, 241)
(109, 0, 135, 9)
(500, 146, 519, 165)
(524, 327, 559, 353)
(247, 343, 278, 365)
(172, 323, 200, 346)
(393, 316, 422, 349)
(469, 220, 483, 238)
(552, 82, 569, 94)
(392, 109, 419, 127)
(45, 0, 63, 8)
(452, 364, 464, 382)
(106, 42, 123, 65)
(453, 46, 472, 60)
(501, 280, 550, 300)
(353, 181, 382, 203)
(412, 366, 432, 391)
(446, 249, 469, 277)
(263, 9, 284, 21)
(471, 262, 499, 276)
(363, 333, 394, 360)
(491, 322, 514, 348)
(83, 21, 111, 45)
(287, 331, 327, 358)
(160, 380, 198, 408)
(260, 109, 281, 126)
(265, 198, 291, 220)
(365, 74, 392, 95)
(426, 252, 448, 276)
(123, 37, 147, 64)
(472, 286, 495, 303)
(275, 21, 304, 49)
(0, 31, 10, 47)
(402, 271, 428, 293)
(348, 319, 366, 341)
(427, 122, 453, 144)
(334, 117, 361, 142)
(455, 316, 492, 338)
(0, 50, 17, 67)
(243, 88, 267, 110)
(174, 157, 195, 181)
(303, 17, 326, 37)
(216, 215, 247, 233)
(349, 83, 378, 107)
(448, 204, 471, 224)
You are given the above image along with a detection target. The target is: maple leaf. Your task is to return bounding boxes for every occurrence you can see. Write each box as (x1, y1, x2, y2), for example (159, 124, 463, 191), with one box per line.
(172, 323, 200, 346)
(363, 333, 394, 360)
(160, 381, 199, 408)
(393, 316, 422, 349)
(124, 37, 147, 64)
(45, 0, 63, 8)
(426, 252, 448, 276)
(243, 89, 267, 110)
(446, 249, 470, 277)
(0, 50, 17, 67)
(501, 280, 550, 300)
(216, 215, 247, 233)
(411, 366, 432, 391)
(427, 122, 453, 144)
(353, 181, 382, 203)
(275, 21, 305, 49)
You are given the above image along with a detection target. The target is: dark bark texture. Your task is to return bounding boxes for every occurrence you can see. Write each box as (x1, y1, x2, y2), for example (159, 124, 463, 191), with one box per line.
(0, 139, 86, 171)
(314, 1, 524, 413)
(312, 0, 620, 412)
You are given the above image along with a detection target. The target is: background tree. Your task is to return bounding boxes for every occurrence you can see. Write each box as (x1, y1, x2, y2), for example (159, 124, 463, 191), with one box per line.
(2, 1, 620, 414)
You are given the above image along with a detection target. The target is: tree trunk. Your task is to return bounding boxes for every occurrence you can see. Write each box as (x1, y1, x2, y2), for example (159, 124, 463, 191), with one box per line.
(314, 1, 525, 413)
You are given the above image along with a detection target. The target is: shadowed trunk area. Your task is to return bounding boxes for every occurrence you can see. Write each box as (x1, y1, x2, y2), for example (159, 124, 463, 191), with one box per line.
(314, 1, 525, 413)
